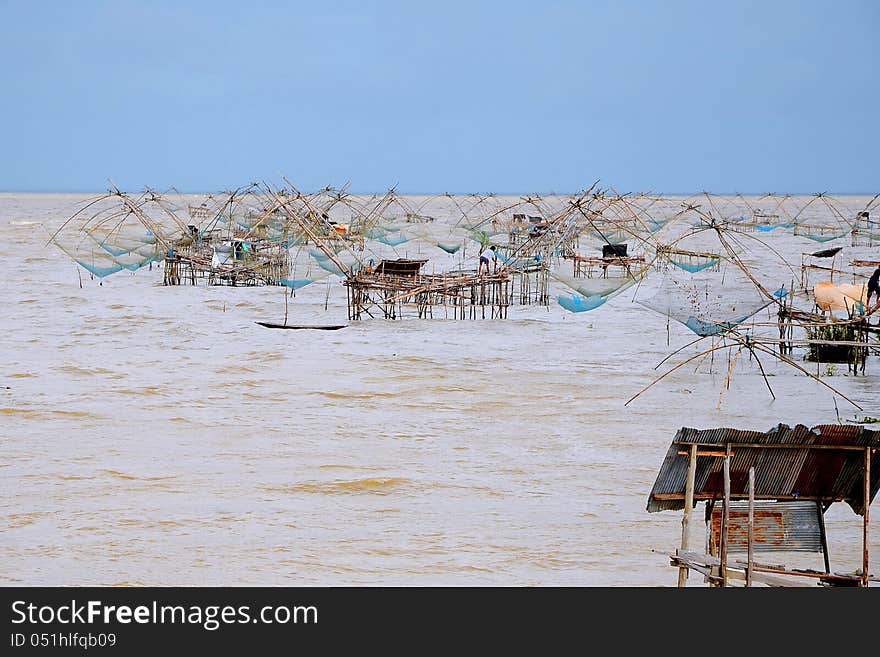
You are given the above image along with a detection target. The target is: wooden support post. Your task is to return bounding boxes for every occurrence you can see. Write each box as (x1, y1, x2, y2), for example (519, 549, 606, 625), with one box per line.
(817, 500, 830, 574)
(720, 452, 731, 588)
(705, 500, 716, 558)
(747, 466, 755, 587)
(864, 447, 871, 588)
(678, 443, 698, 587)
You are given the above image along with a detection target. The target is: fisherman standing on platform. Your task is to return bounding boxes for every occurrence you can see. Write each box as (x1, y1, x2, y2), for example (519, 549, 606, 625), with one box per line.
(478, 245, 497, 276)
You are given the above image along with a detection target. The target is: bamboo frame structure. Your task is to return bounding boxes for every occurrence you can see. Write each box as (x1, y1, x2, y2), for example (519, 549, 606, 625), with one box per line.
(344, 267, 511, 320)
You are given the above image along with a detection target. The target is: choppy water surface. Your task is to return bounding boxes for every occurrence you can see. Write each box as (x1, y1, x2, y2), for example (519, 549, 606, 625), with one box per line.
(1, 193, 877, 586)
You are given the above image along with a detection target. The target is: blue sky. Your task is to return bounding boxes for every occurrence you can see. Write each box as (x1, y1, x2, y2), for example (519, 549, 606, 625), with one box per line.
(0, 0, 876, 193)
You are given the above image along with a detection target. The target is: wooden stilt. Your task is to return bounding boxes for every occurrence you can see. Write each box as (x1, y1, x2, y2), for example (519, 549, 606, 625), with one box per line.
(817, 500, 830, 574)
(747, 466, 754, 587)
(678, 443, 698, 587)
(720, 451, 731, 588)
(864, 447, 871, 588)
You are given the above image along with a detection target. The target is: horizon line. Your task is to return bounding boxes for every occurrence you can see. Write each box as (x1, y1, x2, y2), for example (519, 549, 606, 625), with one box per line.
(0, 188, 876, 197)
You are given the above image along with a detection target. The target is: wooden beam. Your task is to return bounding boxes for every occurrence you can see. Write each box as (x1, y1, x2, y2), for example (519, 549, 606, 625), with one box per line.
(671, 552, 813, 587)
(673, 440, 872, 451)
(652, 492, 848, 502)
(737, 564, 857, 582)
(678, 443, 698, 588)
(677, 450, 732, 458)
(720, 453, 731, 587)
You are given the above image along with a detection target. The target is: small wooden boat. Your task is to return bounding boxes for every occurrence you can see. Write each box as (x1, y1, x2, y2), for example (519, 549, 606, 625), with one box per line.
(255, 322, 347, 330)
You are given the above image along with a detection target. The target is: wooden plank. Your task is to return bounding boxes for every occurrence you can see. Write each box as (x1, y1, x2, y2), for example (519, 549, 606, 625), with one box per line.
(681, 562, 716, 580)
(671, 552, 812, 587)
(676, 551, 782, 571)
(734, 562, 860, 582)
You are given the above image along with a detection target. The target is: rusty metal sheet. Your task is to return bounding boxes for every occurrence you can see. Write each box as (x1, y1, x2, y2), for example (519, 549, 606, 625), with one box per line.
(708, 501, 823, 553)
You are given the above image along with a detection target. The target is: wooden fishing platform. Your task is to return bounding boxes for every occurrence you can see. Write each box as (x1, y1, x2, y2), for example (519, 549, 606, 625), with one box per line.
(163, 243, 288, 286)
(656, 246, 722, 273)
(509, 257, 550, 305)
(776, 303, 876, 373)
(501, 229, 553, 306)
(568, 254, 645, 279)
(343, 258, 511, 320)
(851, 212, 879, 247)
(793, 222, 851, 240)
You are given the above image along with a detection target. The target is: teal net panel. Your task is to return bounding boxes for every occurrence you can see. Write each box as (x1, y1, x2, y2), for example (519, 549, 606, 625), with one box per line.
(279, 278, 315, 290)
(668, 257, 720, 273)
(557, 293, 606, 313)
(638, 271, 778, 337)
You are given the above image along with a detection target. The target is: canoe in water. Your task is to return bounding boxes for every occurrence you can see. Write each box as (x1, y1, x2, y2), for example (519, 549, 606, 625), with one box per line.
(255, 322, 348, 330)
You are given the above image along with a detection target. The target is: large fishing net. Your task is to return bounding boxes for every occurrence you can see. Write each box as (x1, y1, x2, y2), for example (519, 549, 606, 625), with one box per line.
(48, 193, 169, 279)
(786, 195, 852, 243)
(637, 267, 783, 336)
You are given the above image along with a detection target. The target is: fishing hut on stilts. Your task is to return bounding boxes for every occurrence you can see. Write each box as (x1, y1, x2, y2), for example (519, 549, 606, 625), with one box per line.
(648, 424, 880, 587)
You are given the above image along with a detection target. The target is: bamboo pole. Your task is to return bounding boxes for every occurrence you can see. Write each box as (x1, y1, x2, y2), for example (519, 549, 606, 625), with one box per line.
(864, 447, 871, 588)
(678, 443, 698, 587)
(720, 452, 731, 588)
(817, 500, 830, 574)
(747, 466, 755, 587)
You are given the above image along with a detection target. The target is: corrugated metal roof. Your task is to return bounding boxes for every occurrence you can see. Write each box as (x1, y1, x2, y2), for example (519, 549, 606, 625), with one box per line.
(646, 423, 880, 515)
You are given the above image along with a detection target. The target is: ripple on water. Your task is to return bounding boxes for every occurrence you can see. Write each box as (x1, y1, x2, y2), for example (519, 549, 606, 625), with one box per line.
(101, 470, 176, 482)
(110, 387, 163, 396)
(262, 477, 412, 496)
(0, 407, 102, 420)
(314, 391, 398, 400)
(214, 364, 261, 374)
(55, 365, 116, 376)
(7, 512, 51, 529)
